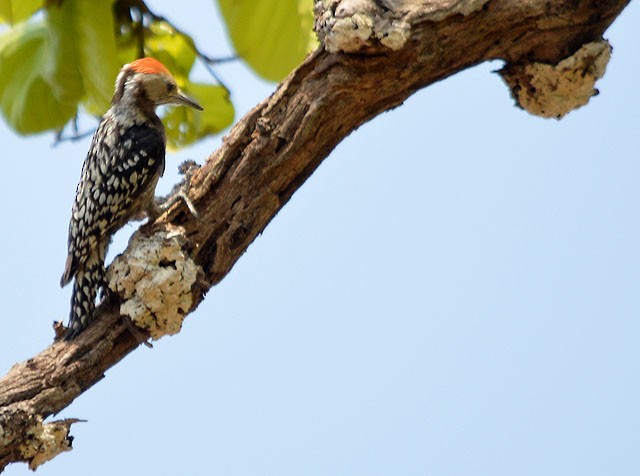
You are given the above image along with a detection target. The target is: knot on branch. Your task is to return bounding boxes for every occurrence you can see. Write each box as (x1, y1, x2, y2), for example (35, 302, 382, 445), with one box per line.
(108, 229, 201, 340)
(500, 40, 612, 119)
(314, 0, 489, 53)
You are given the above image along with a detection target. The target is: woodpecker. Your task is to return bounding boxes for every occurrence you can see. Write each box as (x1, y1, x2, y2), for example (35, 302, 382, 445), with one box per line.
(60, 57, 203, 339)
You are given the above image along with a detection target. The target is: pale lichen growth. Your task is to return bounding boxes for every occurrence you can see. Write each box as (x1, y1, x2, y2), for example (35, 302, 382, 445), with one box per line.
(18, 418, 76, 470)
(108, 229, 199, 340)
(501, 41, 612, 119)
(315, 0, 489, 53)
(376, 18, 411, 50)
(327, 12, 375, 53)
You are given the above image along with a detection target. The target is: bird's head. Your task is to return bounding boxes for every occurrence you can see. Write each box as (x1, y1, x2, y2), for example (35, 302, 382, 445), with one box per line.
(113, 57, 203, 112)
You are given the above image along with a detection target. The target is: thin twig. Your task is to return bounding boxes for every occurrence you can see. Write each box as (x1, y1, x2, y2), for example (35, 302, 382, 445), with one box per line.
(53, 127, 96, 147)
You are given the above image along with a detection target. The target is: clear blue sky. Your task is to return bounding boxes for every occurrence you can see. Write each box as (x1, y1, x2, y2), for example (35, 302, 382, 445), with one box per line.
(1, 2, 639, 475)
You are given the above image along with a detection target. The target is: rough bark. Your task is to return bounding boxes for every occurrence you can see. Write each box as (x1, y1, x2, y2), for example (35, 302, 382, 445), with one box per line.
(0, 0, 631, 470)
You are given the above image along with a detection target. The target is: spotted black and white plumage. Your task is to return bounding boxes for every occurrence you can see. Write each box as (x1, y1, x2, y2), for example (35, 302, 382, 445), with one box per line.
(61, 57, 202, 339)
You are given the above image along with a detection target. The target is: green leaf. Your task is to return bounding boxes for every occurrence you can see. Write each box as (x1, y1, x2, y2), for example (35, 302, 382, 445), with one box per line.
(0, 22, 76, 133)
(163, 82, 234, 149)
(116, 20, 198, 74)
(0, 0, 42, 25)
(145, 21, 197, 77)
(114, 29, 138, 67)
(217, 0, 316, 81)
(44, 4, 84, 106)
(46, 0, 120, 115)
(0, 1, 11, 23)
(0, 1, 120, 134)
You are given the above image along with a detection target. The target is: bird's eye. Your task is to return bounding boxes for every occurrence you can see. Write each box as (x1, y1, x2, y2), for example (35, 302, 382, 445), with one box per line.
(166, 82, 176, 93)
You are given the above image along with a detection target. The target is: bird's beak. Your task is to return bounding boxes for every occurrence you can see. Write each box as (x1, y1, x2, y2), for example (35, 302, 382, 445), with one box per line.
(172, 90, 203, 110)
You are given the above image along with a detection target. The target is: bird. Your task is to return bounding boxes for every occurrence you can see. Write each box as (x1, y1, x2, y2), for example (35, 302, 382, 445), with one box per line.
(60, 57, 203, 339)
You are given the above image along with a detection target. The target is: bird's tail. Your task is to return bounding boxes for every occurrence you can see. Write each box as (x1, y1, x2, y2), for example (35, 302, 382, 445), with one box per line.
(66, 253, 106, 339)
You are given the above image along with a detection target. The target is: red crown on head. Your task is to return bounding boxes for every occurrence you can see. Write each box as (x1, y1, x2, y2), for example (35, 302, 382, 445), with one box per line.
(128, 57, 172, 76)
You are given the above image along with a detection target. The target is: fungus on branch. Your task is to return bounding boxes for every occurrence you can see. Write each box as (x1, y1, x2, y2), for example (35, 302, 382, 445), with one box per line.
(108, 229, 201, 340)
(500, 41, 612, 119)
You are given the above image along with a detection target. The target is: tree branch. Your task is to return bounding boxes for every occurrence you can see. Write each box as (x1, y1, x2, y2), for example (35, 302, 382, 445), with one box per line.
(0, 0, 630, 470)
